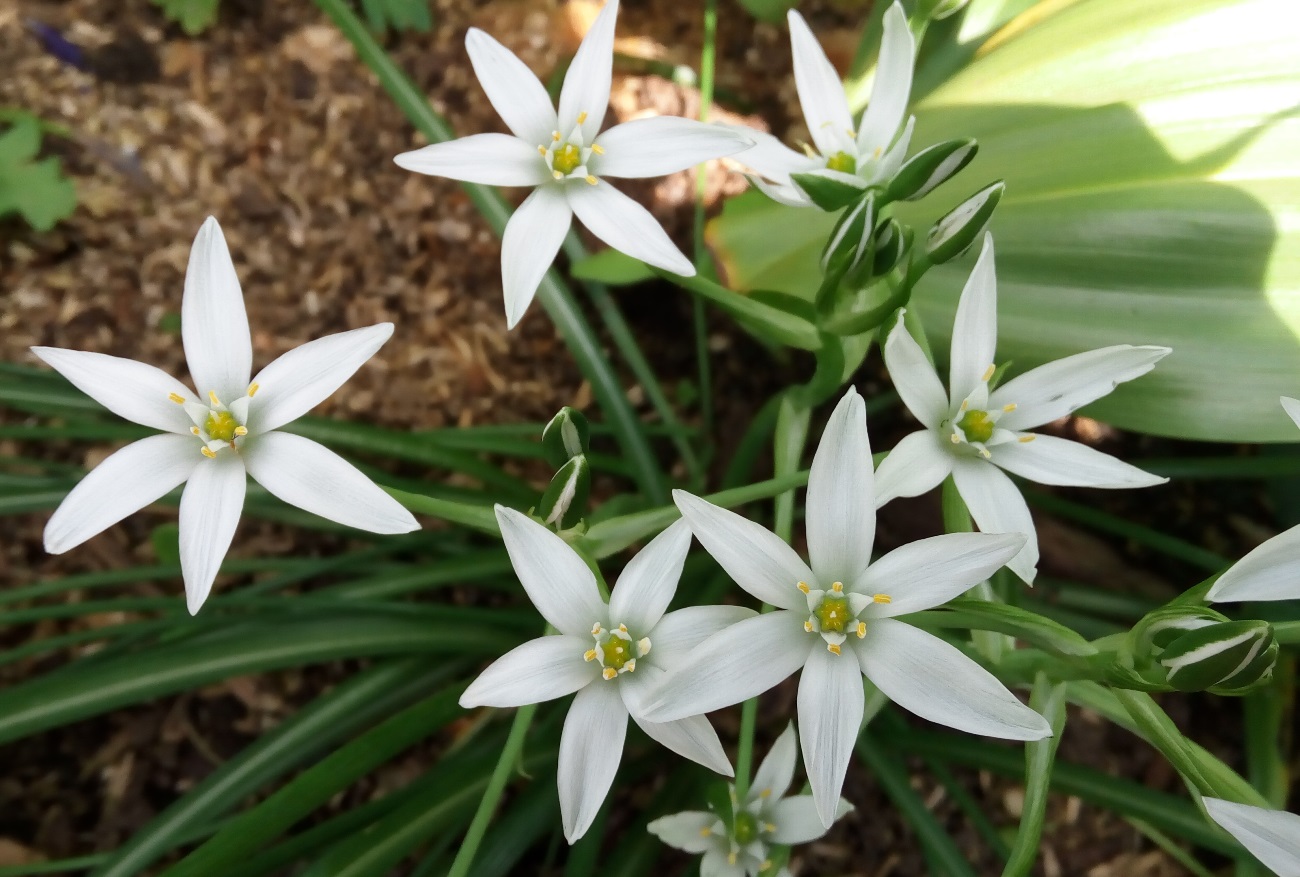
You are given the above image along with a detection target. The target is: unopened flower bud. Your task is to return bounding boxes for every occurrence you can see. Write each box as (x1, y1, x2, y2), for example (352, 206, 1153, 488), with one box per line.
(887, 138, 978, 202)
(926, 181, 1003, 264)
(542, 406, 589, 468)
(871, 219, 909, 277)
(820, 192, 876, 276)
(1160, 620, 1277, 695)
(790, 171, 869, 212)
(536, 454, 591, 530)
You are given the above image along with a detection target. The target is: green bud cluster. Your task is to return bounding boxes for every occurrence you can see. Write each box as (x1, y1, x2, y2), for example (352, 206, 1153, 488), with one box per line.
(1109, 606, 1278, 695)
(536, 407, 591, 530)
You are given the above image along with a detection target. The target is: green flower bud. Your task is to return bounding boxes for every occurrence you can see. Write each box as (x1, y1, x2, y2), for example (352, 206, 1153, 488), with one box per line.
(535, 454, 591, 530)
(1160, 620, 1278, 695)
(820, 192, 876, 277)
(925, 181, 1004, 264)
(886, 139, 978, 202)
(790, 171, 869, 212)
(541, 406, 589, 468)
(928, 0, 971, 20)
(871, 219, 909, 277)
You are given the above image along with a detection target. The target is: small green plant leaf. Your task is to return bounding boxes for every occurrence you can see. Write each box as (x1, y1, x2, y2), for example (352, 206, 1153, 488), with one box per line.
(0, 113, 77, 231)
(151, 0, 221, 35)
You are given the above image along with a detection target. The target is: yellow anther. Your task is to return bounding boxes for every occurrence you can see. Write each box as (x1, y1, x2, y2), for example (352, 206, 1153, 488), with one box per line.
(727, 852, 737, 866)
(797, 581, 810, 594)
(577, 111, 588, 124)
(168, 392, 186, 404)
(831, 581, 844, 594)
(618, 623, 628, 633)
(827, 642, 842, 655)
(247, 383, 259, 397)
(591, 622, 603, 635)
(552, 131, 561, 142)
(759, 788, 771, 798)
(960, 399, 969, 411)
(762, 860, 773, 870)
(234, 426, 248, 436)
(208, 390, 221, 406)
(804, 620, 814, 632)
(637, 637, 652, 657)
(190, 426, 200, 436)
(1019, 434, 1036, 443)
(201, 447, 217, 459)
(979, 447, 992, 458)
(537, 145, 547, 156)
(699, 828, 712, 838)
(624, 659, 636, 673)
(950, 433, 962, 444)
(856, 621, 867, 638)
(552, 170, 565, 180)
(591, 143, 604, 155)
(584, 174, 598, 185)
(602, 667, 617, 681)
(584, 649, 597, 662)
(874, 594, 892, 604)
(982, 364, 996, 382)
(1003, 403, 1018, 412)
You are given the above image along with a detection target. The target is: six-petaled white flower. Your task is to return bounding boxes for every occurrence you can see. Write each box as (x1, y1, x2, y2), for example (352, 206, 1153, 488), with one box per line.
(640, 387, 1050, 827)
(33, 217, 418, 614)
(875, 233, 1171, 583)
(460, 508, 754, 843)
(1204, 798, 1300, 877)
(648, 723, 850, 877)
(740, 3, 915, 207)
(394, 0, 753, 328)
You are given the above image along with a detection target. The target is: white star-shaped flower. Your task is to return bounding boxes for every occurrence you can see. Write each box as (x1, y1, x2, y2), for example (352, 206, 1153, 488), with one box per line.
(648, 723, 850, 877)
(460, 508, 754, 843)
(1204, 798, 1300, 876)
(394, 0, 752, 328)
(740, 3, 915, 207)
(33, 217, 418, 614)
(876, 233, 1171, 583)
(641, 388, 1050, 827)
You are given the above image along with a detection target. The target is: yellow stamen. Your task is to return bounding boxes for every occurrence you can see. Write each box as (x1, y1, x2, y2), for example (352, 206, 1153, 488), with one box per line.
(552, 170, 564, 180)
(591, 622, 603, 635)
(797, 581, 810, 594)
(624, 659, 636, 673)
(950, 433, 961, 444)
(831, 581, 844, 594)
(617, 624, 628, 634)
(699, 828, 712, 838)
(759, 788, 771, 798)
(1019, 434, 1036, 443)
(577, 111, 588, 124)
(982, 364, 996, 382)
(234, 426, 248, 436)
(552, 131, 561, 142)
(804, 620, 814, 632)
(584, 649, 597, 662)
(584, 174, 597, 185)
(856, 621, 867, 638)
(201, 447, 216, 459)
(247, 383, 259, 397)
(874, 594, 892, 604)
(827, 643, 841, 655)
(980, 447, 992, 458)
(591, 143, 604, 155)
(872, 146, 883, 159)
(208, 390, 221, 406)
(537, 145, 547, 156)
(190, 426, 200, 435)
(727, 852, 737, 866)
(168, 392, 186, 404)
(1002, 403, 1017, 412)
(602, 667, 617, 681)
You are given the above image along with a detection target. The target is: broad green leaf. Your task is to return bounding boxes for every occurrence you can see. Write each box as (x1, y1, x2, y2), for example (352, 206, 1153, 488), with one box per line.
(709, 0, 1300, 441)
(570, 248, 656, 286)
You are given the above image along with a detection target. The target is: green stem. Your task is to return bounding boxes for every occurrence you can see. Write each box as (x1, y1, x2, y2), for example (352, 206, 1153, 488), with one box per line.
(941, 477, 1005, 661)
(692, 0, 719, 456)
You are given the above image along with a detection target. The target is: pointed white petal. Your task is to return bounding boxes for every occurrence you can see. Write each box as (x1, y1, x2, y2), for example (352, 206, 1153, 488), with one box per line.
(500, 185, 573, 329)
(807, 388, 875, 585)
(647, 811, 719, 854)
(495, 505, 606, 637)
(558, 0, 618, 140)
(609, 519, 691, 633)
(569, 179, 694, 275)
(735, 128, 821, 184)
(951, 458, 1038, 585)
(249, 324, 394, 434)
(786, 10, 854, 157)
(633, 713, 734, 776)
(393, 134, 548, 186)
(646, 604, 758, 668)
(875, 114, 915, 182)
(242, 432, 418, 534)
(748, 173, 815, 208)
(991, 434, 1167, 489)
(460, 634, 596, 707)
(593, 118, 752, 179)
(31, 347, 197, 435)
(464, 28, 557, 145)
(44, 434, 198, 554)
(798, 645, 864, 827)
(751, 722, 799, 803)
(992, 345, 1172, 431)
(769, 795, 850, 843)
(859, 532, 1024, 616)
(182, 217, 253, 403)
(559, 680, 627, 843)
(856, 618, 1051, 739)
(856, 3, 915, 155)
(701, 849, 746, 877)
(1281, 396, 1300, 433)
(640, 611, 810, 722)
(948, 233, 998, 403)
(178, 453, 246, 614)
(1208, 523, 1300, 603)
(873, 430, 952, 507)
(882, 311, 949, 429)
(673, 490, 813, 610)
(1203, 798, 1300, 876)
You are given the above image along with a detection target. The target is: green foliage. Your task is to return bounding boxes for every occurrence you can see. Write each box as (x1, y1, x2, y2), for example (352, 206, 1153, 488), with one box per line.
(0, 111, 76, 231)
(734, 0, 798, 23)
(151, 0, 221, 35)
(360, 0, 433, 33)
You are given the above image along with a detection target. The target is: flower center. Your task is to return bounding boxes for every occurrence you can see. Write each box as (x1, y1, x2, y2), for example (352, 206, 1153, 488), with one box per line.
(170, 385, 256, 458)
(956, 408, 994, 443)
(825, 150, 857, 174)
(584, 622, 650, 681)
(797, 581, 891, 655)
(538, 112, 603, 186)
(204, 410, 239, 442)
(732, 811, 760, 845)
(814, 596, 851, 633)
(552, 143, 583, 176)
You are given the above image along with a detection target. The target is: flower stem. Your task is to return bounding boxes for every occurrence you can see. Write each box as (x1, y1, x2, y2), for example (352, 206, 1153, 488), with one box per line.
(691, 0, 719, 462)
(941, 478, 1006, 661)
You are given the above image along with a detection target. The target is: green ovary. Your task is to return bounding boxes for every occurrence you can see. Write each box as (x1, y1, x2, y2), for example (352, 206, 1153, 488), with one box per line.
(815, 596, 851, 633)
(732, 811, 759, 845)
(825, 151, 857, 174)
(205, 410, 239, 442)
(600, 635, 632, 670)
(957, 409, 994, 443)
(552, 143, 583, 175)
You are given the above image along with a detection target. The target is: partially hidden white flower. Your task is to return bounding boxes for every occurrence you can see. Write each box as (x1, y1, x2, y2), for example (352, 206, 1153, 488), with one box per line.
(1204, 798, 1300, 876)
(33, 217, 418, 614)
(648, 723, 850, 877)
(460, 508, 754, 844)
(740, 3, 915, 207)
(393, 0, 752, 329)
(1207, 397, 1300, 603)
(640, 387, 1050, 828)
(876, 233, 1171, 583)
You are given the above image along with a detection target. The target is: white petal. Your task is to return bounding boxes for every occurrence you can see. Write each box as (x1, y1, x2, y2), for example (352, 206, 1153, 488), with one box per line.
(1203, 798, 1300, 876)
(647, 604, 758, 668)
(633, 713, 734, 776)
(855, 618, 1051, 740)
(647, 811, 719, 854)
(557, 0, 618, 140)
(31, 347, 197, 435)
(182, 217, 253, 403)
(882, 311, 949, 429)
(735, 128, 821, 184)
(951, 458, 1038, 585)
(558, 681, 627, 843)
(786, 10, 854, 157)
(640, 611, 810, 722)
(748, 172, 815, 208)
(807, 388, 875, 586)
(769, 795, 850, 843)
(460, 634, 596, 707)
(875, 114, 915, 182)
(701, 850, 746, 877)
(859, 532, 1024, 616)
(609, 519, 691, 633)
(249, 324, 394, 434)
(856, 3, 915, 156)
(991, 435, 1167, 489)
(798, 645, 864, 827)
(1208, 523, 1300, 603)
(500, 185, 573, 329)
(393, 134, 548, 186)
(243, 432, 418, 534)
(495, 505, 607, 637)
(673, 490, 813, 611)
(178, 453, 246, 614)
(1281, 396, 1300, 433)
(464, 28, 557, 145)
(873, 430, 953, 507)
(568, 179, 694, 276)
(44, 434, 199, 554)
(593, 118, 752, 179)
(992, 345, 1172, 432)
(751, 722, 799, 803)
(948, 233, 998, 404)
